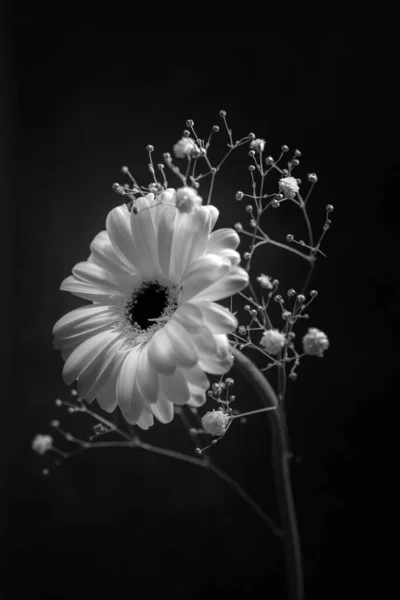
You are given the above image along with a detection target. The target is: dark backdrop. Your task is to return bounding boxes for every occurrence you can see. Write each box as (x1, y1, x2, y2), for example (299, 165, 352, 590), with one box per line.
(2, 10, 397, 600)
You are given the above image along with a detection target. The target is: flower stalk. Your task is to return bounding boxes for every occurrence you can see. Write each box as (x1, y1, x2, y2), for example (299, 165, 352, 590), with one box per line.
(232, 347, 303, 600)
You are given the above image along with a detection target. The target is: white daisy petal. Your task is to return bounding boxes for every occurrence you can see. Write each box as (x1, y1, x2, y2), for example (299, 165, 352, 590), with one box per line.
(163, 320, 198, 367)
(159, 368, 191, 405)
(188, 266, 249, 303)
(171, 207, 212, 281)
(130, 194, 161, 278)
(77, 337, 125, 401)
(214, 248, 241, 266)
(54, 322, 111, 350)
(197, 334, 233, 374)
(157, 201, 176, 281)
(207, 205, 219, 231)
(106, 205, 138, 269)
(89, 230, 135, 276)
(182, 364, 210, 393)
(96, 376, 118, 413)
(187, 390, 207, 407)
(62, 330, 120, 386)
(53, 305, 112, 337)
(136, 407, 155, 430)
(205, 228, 240, 253)
(180, 255, 231, 303)
(151, 396, 174, 423)
(136, 344, 159, 404)
(116, 345, 142, 412)
(147, 327, 178, 375)
(72, 261, 134, 294)
(170, 302, 204, 333)
(195, 301, 238, 334)
(60, 275, 125, 303)
(120, 391, 146, 423)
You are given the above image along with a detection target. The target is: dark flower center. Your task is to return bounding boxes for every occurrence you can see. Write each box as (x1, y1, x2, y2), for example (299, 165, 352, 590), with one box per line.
(125, 283, 169, 330)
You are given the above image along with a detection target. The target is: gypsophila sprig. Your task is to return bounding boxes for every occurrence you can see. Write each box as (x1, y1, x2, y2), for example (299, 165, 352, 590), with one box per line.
(35, 111, 335, 600)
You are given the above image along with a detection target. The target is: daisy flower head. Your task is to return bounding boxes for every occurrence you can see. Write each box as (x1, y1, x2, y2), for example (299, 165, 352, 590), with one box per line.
(53, 193, 249, 430)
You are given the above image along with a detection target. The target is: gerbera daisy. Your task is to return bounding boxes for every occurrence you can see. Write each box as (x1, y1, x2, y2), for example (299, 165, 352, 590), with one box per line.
(53, 190, 249, 430)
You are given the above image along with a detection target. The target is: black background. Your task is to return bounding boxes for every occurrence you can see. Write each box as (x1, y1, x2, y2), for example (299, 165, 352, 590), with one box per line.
(2, 9, 398, 600)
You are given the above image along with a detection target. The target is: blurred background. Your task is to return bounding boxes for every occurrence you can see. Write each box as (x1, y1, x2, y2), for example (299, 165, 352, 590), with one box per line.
(2, 9, 397, 600)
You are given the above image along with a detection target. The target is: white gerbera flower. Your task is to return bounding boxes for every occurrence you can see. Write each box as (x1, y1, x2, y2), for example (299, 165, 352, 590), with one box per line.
(53, 193, 249, 430)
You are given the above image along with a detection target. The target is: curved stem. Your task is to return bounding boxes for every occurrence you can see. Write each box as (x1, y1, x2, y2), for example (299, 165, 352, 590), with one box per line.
(232, 347, 304, 600)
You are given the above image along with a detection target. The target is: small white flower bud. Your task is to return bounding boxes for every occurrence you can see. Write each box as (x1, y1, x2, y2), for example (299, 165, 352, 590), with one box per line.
(212, 383, 222, 395)
(302, 328, 329, 357)
(279, 176, 300, 199)
(173, 137, 199, 159)
(201, 409, 230, 436)
(256, 274, 274, 290)
(32, 434, 53, 456)
(250, 138, 266, 153)
(235, 191, 244, 201)
(260, 329, 286, 354)
(308, 173, 318, 183)
(175, 187, 203, 213)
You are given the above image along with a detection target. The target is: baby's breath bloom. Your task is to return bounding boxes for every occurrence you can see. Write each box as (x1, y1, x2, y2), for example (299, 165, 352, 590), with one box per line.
(256, 273, 273, 290)
(175, 187, 203, 213)
(302, 328, 329, 357)
(32, 434, 53, 455)
(279, 176, 299, 199)
(250, 138, 266, 153)
(201, 409, 230, 436)
(173, 137, 199, 158)
(260, 329, 286, 355)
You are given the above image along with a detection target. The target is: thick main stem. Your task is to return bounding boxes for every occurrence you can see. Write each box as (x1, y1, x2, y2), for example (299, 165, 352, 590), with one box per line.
(232, 348, 304, 600)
